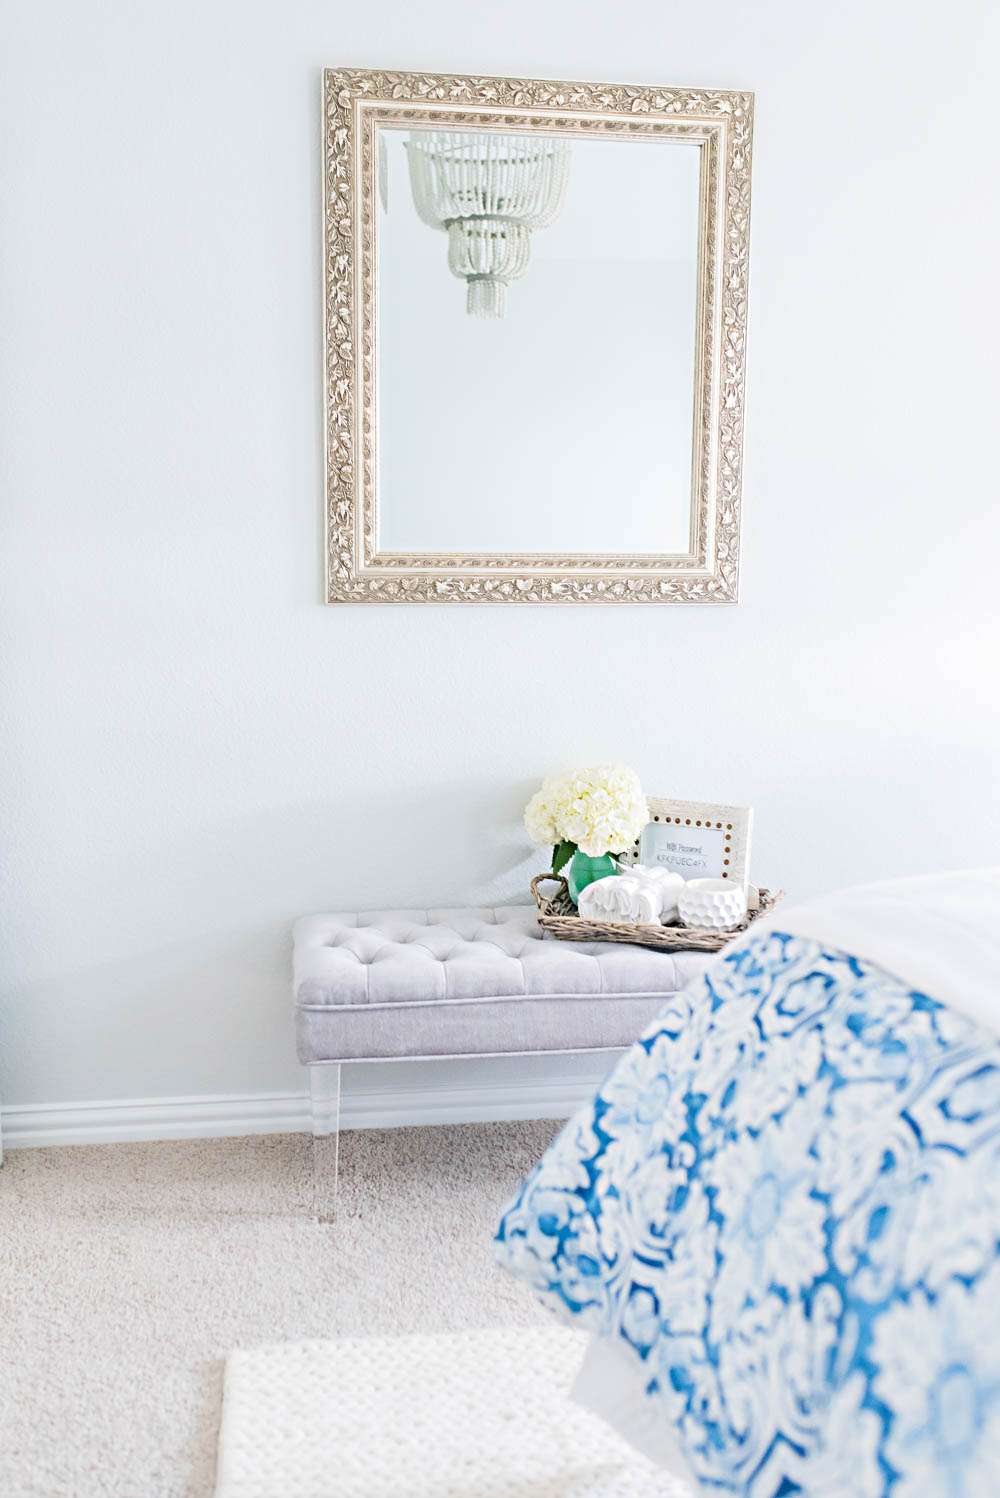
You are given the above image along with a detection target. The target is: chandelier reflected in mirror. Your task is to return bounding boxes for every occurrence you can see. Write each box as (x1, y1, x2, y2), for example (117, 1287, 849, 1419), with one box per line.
(405, 131, 571, 318)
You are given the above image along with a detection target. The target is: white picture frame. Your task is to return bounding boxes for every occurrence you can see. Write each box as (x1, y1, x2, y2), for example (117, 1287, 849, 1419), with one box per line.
(627, 798, 754, 890)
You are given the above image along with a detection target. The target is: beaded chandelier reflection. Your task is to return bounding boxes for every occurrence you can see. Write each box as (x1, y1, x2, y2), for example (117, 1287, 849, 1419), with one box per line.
(405, 131, 570, 318)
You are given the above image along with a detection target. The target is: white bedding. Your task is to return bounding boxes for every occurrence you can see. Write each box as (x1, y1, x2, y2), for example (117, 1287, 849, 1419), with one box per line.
(571, 1335, 690, 1477)
(747, 866, 1000, 1038)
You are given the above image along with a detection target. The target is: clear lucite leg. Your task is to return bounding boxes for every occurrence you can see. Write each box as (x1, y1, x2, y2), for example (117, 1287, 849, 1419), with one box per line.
(310, 1064, 341, 1223)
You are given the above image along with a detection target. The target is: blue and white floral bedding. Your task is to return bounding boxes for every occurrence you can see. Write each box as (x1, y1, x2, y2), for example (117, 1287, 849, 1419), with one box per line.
(495, 924, 1000, 1497)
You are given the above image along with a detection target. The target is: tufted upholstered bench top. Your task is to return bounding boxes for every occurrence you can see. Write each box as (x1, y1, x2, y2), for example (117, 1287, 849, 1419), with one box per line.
(294, 906, 713, 1064)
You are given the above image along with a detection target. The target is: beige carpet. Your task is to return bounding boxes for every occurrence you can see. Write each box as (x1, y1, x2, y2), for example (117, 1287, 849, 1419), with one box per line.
(0, 1121, 561, 1498)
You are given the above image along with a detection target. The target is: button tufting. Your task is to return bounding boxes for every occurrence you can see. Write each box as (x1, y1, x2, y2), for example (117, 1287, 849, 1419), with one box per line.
(295, 905, 709, 1053)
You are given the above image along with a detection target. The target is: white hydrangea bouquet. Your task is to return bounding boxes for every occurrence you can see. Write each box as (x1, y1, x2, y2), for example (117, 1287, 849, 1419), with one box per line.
(524, 764, 649, 903)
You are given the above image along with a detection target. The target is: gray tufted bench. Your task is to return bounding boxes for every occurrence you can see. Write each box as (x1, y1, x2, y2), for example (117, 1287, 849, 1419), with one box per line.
(294, 906, 713, 1217)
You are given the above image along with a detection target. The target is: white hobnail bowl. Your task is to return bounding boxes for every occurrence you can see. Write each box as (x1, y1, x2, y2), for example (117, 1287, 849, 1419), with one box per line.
(677, 877, 747, 931)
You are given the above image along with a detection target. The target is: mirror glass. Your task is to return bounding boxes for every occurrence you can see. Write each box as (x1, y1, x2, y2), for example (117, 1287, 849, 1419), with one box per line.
(375, 125, 702, 557)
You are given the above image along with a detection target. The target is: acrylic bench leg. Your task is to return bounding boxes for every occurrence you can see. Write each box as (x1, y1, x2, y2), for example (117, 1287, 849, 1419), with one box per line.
(310, 1064, 341, 1223)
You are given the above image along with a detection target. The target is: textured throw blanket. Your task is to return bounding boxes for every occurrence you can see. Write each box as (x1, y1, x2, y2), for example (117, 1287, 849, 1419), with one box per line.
(495, 871, 1000, 1497)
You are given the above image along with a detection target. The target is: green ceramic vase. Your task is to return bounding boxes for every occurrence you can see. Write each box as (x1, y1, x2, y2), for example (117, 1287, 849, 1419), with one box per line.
(567, 850, 618, 905)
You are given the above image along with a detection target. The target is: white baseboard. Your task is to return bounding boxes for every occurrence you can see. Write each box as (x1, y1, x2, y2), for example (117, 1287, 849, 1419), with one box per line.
(1, 1073, 596, 1150)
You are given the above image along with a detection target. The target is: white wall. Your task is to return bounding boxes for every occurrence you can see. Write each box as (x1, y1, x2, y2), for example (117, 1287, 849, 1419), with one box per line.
(1, 0, 998, 1121)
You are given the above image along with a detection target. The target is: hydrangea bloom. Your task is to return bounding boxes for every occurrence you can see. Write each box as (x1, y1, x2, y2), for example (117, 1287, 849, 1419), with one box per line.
(523, 764, 648, 857)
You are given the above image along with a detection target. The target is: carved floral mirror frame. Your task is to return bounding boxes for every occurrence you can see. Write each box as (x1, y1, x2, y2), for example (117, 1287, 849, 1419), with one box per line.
(323, 68, 753, 604)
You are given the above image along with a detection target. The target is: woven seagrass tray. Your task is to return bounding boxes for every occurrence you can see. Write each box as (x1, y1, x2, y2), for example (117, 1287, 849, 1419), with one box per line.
(531, 874, 783, 953)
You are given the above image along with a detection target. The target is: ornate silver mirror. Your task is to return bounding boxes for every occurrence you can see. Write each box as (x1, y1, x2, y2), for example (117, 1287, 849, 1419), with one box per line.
(323, 70, 753, 604)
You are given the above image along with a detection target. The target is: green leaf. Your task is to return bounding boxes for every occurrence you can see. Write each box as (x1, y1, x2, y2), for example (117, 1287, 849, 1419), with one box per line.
(552, 840, 576, 876)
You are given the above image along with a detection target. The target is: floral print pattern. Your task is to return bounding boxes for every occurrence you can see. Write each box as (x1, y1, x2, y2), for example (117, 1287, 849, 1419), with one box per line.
(495, 932, 1000, 1496)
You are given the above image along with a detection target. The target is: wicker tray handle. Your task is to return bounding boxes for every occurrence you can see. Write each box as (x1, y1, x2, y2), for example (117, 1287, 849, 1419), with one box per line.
(529, 872, 570, 903)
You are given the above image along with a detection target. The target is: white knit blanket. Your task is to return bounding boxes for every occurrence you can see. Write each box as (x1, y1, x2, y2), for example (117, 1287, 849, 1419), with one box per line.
(747, 866, 1000, 1036)
(214, 1325, 689, 1498)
